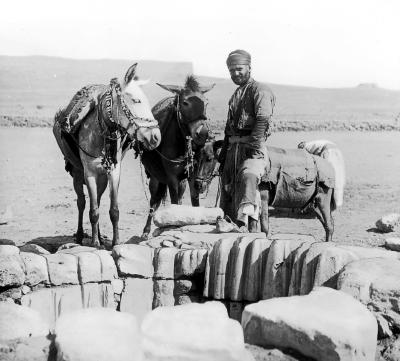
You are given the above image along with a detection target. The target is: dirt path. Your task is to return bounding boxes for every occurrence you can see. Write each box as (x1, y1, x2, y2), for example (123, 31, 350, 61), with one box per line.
(0, 128, 399, 247)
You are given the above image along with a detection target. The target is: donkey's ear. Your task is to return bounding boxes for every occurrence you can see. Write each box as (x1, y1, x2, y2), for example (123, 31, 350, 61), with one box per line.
(199, 83, 215, 94)
(156, 83, 183, 94)
(124, 63, 138, 85)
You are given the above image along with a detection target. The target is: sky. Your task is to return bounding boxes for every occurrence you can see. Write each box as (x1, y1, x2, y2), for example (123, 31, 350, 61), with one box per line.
(1, 0, 400, 89)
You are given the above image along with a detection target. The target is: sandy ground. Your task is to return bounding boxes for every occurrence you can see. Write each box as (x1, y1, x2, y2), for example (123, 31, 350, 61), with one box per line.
(0, 127, 399, 248)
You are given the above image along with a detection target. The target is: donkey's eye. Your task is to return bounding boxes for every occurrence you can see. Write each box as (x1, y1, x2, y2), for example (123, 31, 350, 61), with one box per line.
(183, 100, 189, 106)
(132, 98, 141, 104)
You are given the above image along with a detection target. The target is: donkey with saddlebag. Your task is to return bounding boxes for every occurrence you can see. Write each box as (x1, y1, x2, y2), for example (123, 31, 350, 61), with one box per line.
(195, 140, 339, 242)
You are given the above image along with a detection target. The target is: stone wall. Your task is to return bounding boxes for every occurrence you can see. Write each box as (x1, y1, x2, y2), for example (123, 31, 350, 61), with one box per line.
(2, 226, 400, 330)
(3, 225, 400, 360)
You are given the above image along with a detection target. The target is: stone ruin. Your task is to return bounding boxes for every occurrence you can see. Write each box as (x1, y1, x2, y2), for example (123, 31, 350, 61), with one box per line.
(1, 204, 400, 360)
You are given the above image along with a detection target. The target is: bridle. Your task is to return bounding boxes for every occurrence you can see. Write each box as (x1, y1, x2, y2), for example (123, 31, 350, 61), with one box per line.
(194, 154, 220, 185)
(100, 77, 158, 138)
(153, 93, 209, 176)
(76, 78, 159, 172)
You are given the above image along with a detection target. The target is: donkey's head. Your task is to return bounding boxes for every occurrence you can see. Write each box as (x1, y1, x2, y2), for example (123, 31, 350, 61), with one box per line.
(194, 139, 224, 193)
(157, 75, 215, 147)
(101, 63, 161, 151)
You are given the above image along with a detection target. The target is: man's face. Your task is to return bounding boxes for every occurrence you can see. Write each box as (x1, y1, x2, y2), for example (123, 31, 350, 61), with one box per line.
(228, 64, 251, 86)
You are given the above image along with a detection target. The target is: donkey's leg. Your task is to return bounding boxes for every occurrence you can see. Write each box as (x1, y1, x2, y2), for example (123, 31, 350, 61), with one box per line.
(72, 170, 86, 244)
(314, 187, 334, 242)
(188, 177, 200, 207)
(259, 189, 270, 236)
(167, 178, 181, 204)
(177, 180, 187, 205)
(142, 178, 167, 239)
(108, 165, 121, 246)
(85, 174, 101, 247)
(96, 174, 108, 245)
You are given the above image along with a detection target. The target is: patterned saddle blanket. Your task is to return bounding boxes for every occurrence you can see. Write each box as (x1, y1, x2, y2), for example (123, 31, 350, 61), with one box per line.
(58, 84, 107, 134)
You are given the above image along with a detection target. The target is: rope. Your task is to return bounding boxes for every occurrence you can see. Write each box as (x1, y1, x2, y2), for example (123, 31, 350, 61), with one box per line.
(214, 176, 222, 207)
(139, 154, 150, 202)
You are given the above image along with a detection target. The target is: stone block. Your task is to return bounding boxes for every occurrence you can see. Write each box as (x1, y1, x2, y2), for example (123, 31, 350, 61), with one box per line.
(153, 224, 217, 237)
(54, 308, 142, 361)
(45, 253, 79, 286)
(242, 238, 272, 301)
(111, 279, 124, 294)
(299, 242, 337, 295)
(174, 248, 208, 278)
(153, 204, 224, 227)
(287, 241, 316, 296)
(20, 252, 49, 286)
(153, 247, 179, 279)
(94, 250, 118, 281)
(0, 245, 20, 256)
(153, 279, 175, 308)
(0, 253, 25, 287)
(313, 246, 359, 289)
(112, 244, 154, 278)
(263, 238, 311, 299)
(120, 277, 153, 325)
(77, 252, 102, 284)
(174, 294, 202, 306)
(0, 302, 49, 340)
(141, 301, 253, 361)
(242, 287, 377, 361)
(19, 244, 50, 255)
(203, 236, 238, 299)
(21, 284, 116, 328)
(226, 236, 257, 301)
(174, 279, 196, 295)
(0, 336, 53, 361)
(337, 257, 400, 336)
(313, 245, 400, 291)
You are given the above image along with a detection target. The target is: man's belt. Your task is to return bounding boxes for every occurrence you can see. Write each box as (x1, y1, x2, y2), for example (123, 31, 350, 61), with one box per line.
(228, 135, 253, 144)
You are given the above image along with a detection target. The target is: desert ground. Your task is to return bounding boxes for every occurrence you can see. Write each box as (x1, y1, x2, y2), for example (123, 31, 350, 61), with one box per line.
(0, 127, 399, 248)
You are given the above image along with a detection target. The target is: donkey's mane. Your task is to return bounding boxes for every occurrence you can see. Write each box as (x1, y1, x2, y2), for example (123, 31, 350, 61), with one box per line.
(184, 75, 201, 92)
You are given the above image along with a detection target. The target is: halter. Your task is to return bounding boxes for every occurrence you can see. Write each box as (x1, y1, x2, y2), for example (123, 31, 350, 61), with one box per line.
(76, 78, 158, 172)
(153, 94, 197, 176)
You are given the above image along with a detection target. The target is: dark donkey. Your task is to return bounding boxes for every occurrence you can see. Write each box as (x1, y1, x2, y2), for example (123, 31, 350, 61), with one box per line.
(140, 75, 214, 238)
(194, 140, 338, 242)
(53, 63, 161, 247)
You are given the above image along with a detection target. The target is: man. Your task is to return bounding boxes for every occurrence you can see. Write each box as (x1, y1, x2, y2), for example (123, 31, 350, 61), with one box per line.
(298, 139, 345, 207)
(219, 49, 275, 231)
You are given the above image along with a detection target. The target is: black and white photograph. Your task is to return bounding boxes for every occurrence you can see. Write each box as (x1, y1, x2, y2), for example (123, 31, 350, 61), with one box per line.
(0, 0, 400, 360)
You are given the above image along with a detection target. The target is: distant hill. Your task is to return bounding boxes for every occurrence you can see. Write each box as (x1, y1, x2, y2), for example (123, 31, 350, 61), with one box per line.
(1, 55, 400, 131)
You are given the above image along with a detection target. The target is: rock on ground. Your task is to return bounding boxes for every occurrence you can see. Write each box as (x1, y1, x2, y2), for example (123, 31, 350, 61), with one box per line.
(242, 287, 377, 361)
(141, 301, 253, 361)
(385, 237, 400, 252)
(376, 213, 400, 233)
(54, 308, 143, 361)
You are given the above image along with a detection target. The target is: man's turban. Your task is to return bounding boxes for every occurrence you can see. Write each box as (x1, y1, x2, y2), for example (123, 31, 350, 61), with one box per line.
(226, 49, 251, 67)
